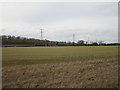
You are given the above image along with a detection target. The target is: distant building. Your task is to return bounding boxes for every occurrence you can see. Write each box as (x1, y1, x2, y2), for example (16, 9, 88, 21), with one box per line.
(77, 40, 84, 45)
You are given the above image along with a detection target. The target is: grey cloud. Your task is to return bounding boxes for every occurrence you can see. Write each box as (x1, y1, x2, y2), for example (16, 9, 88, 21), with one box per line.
(2, 2, 117, 24)
(1, 2, 118, 43)
(47, 28, 117, 42)
(25, 2, 118, 24)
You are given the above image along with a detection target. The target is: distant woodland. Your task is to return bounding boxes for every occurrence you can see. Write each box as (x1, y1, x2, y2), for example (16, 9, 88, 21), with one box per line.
(1, 35, 120, 47)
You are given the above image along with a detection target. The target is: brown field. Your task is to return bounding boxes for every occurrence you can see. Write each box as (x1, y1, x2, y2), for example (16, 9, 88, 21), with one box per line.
(3, 58, 118, 88)
(2, 46, 118, 88)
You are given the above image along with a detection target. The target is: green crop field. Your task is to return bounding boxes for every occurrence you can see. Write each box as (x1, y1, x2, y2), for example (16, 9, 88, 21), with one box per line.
(2, 46, 118, 66)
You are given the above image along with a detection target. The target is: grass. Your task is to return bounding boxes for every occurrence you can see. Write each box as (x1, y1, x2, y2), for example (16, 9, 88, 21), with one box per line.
(3, 58, 118, 88)
(2, 46, 118, 66)
(2, 46, 118, 88)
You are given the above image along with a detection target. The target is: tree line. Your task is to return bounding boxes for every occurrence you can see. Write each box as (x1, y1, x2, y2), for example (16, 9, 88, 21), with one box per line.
(1, 35, 120, 47)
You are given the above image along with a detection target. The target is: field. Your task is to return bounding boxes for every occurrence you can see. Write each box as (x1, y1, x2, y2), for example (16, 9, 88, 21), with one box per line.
(2, 46, 118, 88)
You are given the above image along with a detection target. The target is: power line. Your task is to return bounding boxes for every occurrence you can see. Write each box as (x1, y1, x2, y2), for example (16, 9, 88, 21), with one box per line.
(73, 34, 75, 46)
(40, 28, 43, 40)
(73, 34, 75, 43)
(96, 38, 98, 43)
(88, 37, 89, 44)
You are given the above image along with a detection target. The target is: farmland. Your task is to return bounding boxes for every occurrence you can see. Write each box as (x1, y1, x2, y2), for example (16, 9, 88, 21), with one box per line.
(2, 46, 118, 88)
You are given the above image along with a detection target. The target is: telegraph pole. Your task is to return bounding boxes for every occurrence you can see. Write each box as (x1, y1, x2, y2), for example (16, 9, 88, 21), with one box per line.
(40, 29, 43, 40)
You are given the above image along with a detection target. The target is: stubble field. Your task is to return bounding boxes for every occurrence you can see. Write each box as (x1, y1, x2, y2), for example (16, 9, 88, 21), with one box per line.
(2, 46, 118, 88)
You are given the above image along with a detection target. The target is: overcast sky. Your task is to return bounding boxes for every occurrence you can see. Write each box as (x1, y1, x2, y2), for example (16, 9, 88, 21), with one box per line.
(0, 2, 118, 43)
